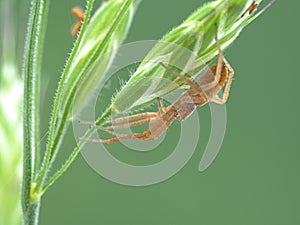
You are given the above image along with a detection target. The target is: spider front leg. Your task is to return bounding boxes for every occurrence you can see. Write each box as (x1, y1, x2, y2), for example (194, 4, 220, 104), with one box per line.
(79, 112, 159, 127)
(97, 98, 166, 130)
(80, 114, 174, 144)
(80, 98, 171, 144)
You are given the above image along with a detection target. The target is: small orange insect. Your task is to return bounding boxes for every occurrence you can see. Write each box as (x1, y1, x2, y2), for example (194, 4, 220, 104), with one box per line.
(71, 6, 88, 37)
(71, 0, 111, 36)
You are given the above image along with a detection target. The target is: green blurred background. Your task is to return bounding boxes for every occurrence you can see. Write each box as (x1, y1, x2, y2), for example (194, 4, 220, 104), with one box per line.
(10, 0, 300, 224)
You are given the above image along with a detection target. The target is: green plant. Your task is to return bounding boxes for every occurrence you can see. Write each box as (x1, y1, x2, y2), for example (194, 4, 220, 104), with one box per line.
(0, 0, 274, 224)
(21, 0, 140, 224)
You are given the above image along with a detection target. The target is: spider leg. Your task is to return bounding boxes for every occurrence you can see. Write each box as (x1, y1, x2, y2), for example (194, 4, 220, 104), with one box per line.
(142, 117, 174, 141)
(105, 112, 159, 125)
(81, 117, 174, 144)
(157, 97, 167, 115)
(214, 24, 224, 83)
(211, 57, 235, 104)
(197, 24, 234, 104)
(105, 97, 166, 126)
(96, 118, 153, 130)
(210, 25, 235, 104)
(199, 24, 225, 91)
(81, 97, 168, 131)
(81, 111, 176, 144)
(80, 128, 152, 144)
(79, 112, 159, 126)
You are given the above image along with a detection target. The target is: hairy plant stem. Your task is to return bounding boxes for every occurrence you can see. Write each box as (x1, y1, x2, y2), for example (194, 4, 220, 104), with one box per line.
(23, 203, 40, 225)
(22, 0, 48, 223)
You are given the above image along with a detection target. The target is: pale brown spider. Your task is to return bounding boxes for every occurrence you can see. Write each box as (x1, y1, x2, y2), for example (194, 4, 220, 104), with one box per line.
(80, 28, 234, 144)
